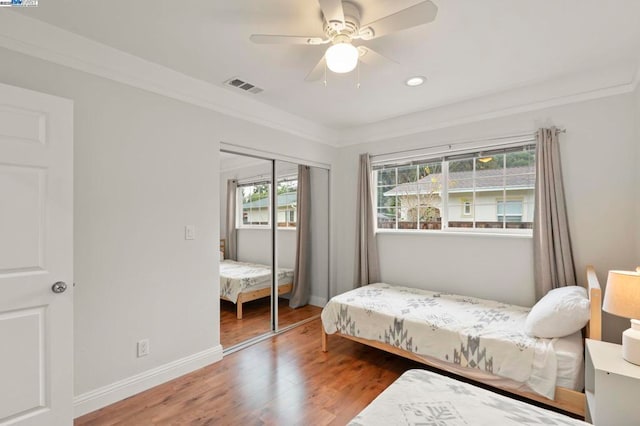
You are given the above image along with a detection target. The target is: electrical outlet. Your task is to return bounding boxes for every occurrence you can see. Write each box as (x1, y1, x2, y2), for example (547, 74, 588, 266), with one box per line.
(137, 339, 150, 357)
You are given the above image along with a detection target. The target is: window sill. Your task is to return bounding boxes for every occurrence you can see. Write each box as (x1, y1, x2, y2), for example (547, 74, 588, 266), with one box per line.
(375, 229, 533, 239)
(237, 226, 297, 231)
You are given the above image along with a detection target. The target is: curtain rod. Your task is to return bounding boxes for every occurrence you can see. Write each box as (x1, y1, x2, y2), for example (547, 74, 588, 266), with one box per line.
(370, 128, 566, 162)
(235, 172, 298, 186)
(235, 173, 272, 185)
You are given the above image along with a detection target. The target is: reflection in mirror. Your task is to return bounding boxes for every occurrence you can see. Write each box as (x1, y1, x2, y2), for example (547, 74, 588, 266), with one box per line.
(276, 161, 329, 330)
(219, 151, 274, 348)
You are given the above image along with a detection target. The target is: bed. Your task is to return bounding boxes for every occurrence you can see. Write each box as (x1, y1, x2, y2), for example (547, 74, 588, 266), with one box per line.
(349, 369, 588, 425)
(321, 266, 602, 417)
(219, 239, 294, 319)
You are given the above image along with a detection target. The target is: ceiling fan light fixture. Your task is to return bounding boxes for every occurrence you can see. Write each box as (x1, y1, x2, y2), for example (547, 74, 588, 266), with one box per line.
(325, 42, 359, 74)
(405, 76, 426, 87)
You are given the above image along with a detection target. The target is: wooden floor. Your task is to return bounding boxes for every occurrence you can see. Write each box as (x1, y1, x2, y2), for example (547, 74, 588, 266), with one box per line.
(220, 297, 322, 348)
(75, 318, 420, 426)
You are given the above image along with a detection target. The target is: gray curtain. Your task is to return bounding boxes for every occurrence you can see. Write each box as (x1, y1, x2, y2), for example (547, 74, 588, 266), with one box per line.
(533, 127, 576, 300)
(355, 153, 380, 286)
(225, 179, 238, 261)
(290, 165, 311, 308)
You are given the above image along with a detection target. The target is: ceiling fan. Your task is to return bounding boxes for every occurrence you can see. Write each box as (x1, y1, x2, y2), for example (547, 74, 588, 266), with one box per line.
(250, 0, 438, 81)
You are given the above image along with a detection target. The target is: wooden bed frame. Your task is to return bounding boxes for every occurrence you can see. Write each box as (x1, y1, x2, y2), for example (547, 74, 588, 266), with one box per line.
(219, 239, 293, 320)
(321, 266, 602, 417)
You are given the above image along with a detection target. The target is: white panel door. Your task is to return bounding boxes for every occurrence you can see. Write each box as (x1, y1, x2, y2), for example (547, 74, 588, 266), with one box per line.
(0, 83, 73, 425)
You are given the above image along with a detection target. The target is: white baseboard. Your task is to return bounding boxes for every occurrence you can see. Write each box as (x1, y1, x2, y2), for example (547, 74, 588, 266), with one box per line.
(73, 345, 223, 418)
(309, 295, 328, 308)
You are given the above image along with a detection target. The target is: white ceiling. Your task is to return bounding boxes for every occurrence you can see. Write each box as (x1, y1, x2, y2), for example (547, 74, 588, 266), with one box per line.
(16, 0, 640, 130)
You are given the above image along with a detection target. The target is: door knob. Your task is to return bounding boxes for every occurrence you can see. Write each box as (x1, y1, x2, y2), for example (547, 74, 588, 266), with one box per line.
(51, 281, 67, 294)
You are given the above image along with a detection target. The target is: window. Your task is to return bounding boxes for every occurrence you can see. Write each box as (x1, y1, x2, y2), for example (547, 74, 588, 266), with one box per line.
(277, 178, 297, 228)
(462, 199, 472, 216)
(236, 178, 298, 228)
(497, 199, 523, 222)
(238, 182, 270, 227)
(373, 144, 535, 233)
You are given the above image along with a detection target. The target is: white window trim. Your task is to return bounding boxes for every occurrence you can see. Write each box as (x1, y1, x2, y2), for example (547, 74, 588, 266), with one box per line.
(236, 180, 299, 230)
(372, 141, 535, 237)
(278, 227, 297, 232)
(375, 228, 533, 238)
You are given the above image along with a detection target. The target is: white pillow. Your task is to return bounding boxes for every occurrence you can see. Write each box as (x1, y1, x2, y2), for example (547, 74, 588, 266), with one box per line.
(524, 286, 590, 338)
(219, 251, 224, 261)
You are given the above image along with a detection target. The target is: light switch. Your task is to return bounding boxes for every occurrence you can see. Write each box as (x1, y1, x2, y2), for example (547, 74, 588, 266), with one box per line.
(185, 225, 195, 240)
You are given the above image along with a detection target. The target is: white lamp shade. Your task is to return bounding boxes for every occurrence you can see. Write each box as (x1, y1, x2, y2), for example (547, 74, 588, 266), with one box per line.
(325, 43, 359, 74)
(602, 270, 640, 319)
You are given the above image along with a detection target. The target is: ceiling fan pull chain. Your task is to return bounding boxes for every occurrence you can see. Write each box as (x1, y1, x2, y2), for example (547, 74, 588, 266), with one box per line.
(324, 61, 328, 87)
(356, 60, 361, 89)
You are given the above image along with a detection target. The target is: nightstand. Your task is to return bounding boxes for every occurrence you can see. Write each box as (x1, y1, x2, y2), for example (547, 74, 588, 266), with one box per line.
(585, 339, 640, 425)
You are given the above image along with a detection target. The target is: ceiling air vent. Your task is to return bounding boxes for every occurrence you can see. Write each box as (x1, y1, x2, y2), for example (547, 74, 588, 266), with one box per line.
(224, 77, 264, 94)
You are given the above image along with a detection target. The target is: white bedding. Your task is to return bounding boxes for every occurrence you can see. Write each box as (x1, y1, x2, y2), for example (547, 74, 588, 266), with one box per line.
(219, 259, 293, 303)
(555, 331, 584, 390)
(349, 369, 587, 425)
(322, 283, 584, 399)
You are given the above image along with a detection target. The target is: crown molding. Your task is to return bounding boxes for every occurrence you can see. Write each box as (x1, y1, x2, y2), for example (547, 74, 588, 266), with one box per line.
(336, 59, 640, 146)
(0, 11, 340, 146)
(0, 11, 638, 149)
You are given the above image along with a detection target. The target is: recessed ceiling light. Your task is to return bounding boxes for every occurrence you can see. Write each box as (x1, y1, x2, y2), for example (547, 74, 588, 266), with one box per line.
(405, 76, 426, 87)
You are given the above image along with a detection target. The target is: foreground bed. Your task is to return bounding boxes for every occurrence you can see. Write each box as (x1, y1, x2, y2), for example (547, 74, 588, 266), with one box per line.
(219, 239, 293, 319)
(322, 266, 602, 416)
(349, 369, 588, 425)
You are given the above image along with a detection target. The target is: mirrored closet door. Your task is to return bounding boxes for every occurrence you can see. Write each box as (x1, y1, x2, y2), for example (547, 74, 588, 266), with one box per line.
(219, 151, 273, 348)
(219, 150, 330, 351)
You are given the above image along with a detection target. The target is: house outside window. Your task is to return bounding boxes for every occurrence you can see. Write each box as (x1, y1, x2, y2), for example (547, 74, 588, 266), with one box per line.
(373, 144, 535, 234)
(236, 179, 297, 228)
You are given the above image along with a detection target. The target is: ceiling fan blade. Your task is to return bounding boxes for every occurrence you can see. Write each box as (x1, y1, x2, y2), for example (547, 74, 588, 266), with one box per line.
(357, 46, 398, 67)
(305, 55, 326, 82)
(318, 0, 345, 31)
(359, 1, 438, 40)
(250, 34, 327, 45)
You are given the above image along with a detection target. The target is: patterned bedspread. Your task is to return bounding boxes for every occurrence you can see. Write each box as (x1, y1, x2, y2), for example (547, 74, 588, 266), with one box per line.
(220, 260, 293, 303)
(349, 369, 587, 425)
(321, 283, 562, 399)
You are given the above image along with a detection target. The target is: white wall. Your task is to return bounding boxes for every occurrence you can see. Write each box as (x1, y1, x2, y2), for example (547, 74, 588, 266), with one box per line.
(334, 93, 638, 342)
(0, 46, 336, 407)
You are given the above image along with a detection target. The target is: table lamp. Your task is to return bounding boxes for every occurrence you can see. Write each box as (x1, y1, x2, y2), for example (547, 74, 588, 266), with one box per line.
(602, 269, 640, 365)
